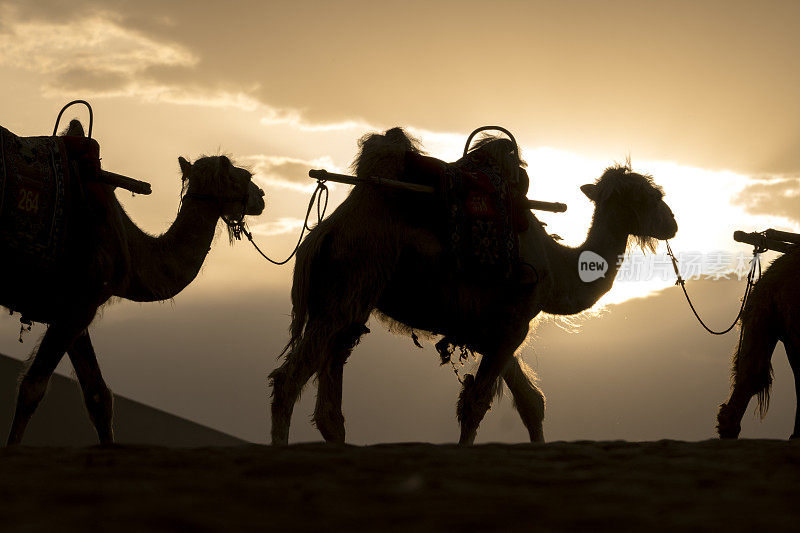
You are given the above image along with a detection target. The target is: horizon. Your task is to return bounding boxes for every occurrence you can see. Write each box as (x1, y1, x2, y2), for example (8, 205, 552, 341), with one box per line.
(1, 0, 799, 444)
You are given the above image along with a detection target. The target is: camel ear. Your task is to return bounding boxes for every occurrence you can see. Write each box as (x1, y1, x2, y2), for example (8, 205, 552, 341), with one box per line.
(580, 184, 597, 201)
(178, 156, 192, 178)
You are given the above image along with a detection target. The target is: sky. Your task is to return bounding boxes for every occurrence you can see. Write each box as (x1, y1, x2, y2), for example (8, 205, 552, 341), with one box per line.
(1, 0, 799, 443)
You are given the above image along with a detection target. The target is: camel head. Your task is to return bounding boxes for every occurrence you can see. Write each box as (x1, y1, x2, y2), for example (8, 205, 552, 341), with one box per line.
(179, 155, 265, 226)
(580, 165, 677, 251)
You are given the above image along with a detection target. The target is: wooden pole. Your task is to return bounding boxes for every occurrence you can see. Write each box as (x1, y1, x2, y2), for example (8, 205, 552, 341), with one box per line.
(97, 170, 152, 195)
(528, 199, 567, 213)
(308, 169, 567, 213)
(309, 169, 435, 194)
(763, 228, 800, 245)
(733, 230, 796, 253)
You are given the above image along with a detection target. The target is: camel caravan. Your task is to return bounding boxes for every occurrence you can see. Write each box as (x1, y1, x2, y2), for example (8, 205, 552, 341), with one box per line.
(1, 101, 797, 445)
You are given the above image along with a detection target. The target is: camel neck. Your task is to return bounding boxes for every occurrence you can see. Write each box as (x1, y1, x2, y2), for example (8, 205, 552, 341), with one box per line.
(539, 208, 629, 315)
(116, 196, 220, 302)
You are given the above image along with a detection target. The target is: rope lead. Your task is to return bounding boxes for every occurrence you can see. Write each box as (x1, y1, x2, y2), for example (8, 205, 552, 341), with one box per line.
(241, 179, 329, 266)
(666, 240, 762, 335)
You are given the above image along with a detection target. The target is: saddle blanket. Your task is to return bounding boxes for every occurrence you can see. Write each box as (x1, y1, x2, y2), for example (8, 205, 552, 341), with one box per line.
(440, 149, 518, 280)
(0, 126, 71, 266)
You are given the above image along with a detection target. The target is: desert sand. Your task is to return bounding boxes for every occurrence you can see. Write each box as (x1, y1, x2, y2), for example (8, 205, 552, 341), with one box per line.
(0, 440, 799, 531)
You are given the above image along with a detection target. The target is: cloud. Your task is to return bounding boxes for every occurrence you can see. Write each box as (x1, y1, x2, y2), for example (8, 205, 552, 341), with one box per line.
(260, 108, 369, 133)
(732, 176, 800, 222)
(248, 217, 304, 237)
(0, 4, 258, 110)
(4, 0, 800, 176)
(0, 3, 369, 124)
(244, 154, 342, 192)
(0, 8, 194, 78)
(55, 66, 130, 93)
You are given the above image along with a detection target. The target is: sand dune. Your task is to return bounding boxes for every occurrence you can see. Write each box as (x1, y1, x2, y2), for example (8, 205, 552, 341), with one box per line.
(0, 354, 244, 446)
(0, 441, 798, 531)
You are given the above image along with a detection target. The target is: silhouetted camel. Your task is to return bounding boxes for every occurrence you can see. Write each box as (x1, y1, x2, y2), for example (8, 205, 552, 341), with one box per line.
(270, 128, 677, 445)
(717, 248, 800, 439)
(1, 121, 265, 445)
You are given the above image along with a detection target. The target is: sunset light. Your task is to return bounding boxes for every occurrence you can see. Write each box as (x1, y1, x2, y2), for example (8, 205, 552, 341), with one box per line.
(1, 1, 800, 529)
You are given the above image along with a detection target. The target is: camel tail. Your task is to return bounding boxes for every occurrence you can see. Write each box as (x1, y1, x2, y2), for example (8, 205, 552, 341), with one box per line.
(732, 296, 775, 419)
(756, 385, 771, 419)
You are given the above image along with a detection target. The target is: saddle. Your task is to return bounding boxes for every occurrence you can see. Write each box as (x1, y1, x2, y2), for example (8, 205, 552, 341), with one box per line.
(0, 126, 103, 267)
(402, 149, 530, 280)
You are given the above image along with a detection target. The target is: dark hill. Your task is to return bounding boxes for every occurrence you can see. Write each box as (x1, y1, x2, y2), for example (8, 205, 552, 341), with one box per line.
(0, 353, 245, 446)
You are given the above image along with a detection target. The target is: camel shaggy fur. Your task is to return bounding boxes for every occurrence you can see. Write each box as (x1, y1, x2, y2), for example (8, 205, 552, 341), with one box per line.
(270, 128, 677, 445)
(717, 248, 800, 439)
(1, 120, 265, 445)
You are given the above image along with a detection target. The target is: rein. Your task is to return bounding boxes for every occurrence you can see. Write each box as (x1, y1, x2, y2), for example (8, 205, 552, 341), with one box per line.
(666, 240, 764, 335)
(238, 179, 329, 266)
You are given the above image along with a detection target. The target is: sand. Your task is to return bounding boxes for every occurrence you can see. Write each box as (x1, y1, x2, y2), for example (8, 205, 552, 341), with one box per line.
(0, 440, 799, 531)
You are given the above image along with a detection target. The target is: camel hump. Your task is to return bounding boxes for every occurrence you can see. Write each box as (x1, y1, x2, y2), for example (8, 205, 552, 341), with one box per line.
(352, 127, 424, 182)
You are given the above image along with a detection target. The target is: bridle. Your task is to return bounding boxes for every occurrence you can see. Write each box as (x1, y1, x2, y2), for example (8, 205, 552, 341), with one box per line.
(183, 190, 251, 239)
(182, 155, 257, 238)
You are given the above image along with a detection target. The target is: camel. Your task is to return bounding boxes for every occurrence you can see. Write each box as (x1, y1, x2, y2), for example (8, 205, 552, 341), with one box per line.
(1, 120, 265, 445)
(269, 128, 678, 445)
(717, 248, 800, 439)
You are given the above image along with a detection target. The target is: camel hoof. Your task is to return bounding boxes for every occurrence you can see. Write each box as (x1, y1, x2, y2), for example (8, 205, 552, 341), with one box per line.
(6, 431, 23, 446)
(313, 409, 346, 444)
(320, 428, 346, 444)
(458, 431, 477, 446)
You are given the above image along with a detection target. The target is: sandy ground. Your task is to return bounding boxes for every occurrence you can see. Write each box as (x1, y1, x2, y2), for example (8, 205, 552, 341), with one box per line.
(0, 440, 798, 532)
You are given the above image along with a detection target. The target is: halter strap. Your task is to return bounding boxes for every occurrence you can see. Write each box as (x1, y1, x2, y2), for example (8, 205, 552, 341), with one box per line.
(183, 192, 249, 204)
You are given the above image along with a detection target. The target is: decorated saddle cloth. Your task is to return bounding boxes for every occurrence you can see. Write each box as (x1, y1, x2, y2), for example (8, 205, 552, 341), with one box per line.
(402, 150, 523, 280)
(439, 149, 519, 280)
(0, 126, 98, 267)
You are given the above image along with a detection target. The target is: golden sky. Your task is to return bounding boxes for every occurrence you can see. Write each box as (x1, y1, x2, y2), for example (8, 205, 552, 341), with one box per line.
(1, 0, 799, 442)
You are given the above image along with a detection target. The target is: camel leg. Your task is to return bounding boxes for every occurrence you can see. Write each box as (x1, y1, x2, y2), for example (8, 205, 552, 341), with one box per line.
(457, 351, 512, 445)
(503, 356, 545, 442)
(7, 311, 95, 445)
(313, 323, 369, 443)
(269, 333, 319, 446)
(716, 385, 753, 440)
(784, 335, 800, 439)
(67, 331, 114, 444)
(457, 325, 528, 445)
(716, 316, 778, 439)
(271, 246, 386, 445)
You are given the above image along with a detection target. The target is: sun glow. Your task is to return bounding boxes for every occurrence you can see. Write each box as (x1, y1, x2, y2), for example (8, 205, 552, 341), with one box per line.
(265, 125, 796, 309)
(515, 146, 796, 310)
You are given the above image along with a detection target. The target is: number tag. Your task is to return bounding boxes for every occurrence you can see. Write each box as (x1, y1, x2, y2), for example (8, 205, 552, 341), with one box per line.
(16, 186, 41, 215)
